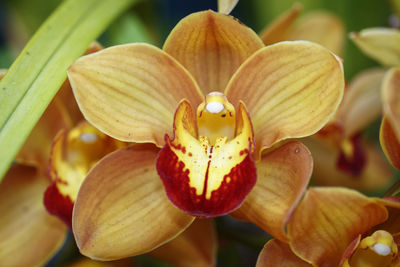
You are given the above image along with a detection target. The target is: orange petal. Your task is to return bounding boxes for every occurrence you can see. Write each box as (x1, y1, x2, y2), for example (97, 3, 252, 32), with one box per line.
(303, 136, 392, 192)
(163, 10, 264, 94)
(0, 165, 67, 267)
(150, 219, 217, 266)
(68, 43, 203, 146)
(217, 0, 239, 14)
(287, 11, 345, 56)
(371, 197, 400, 236)
(256, 239, 312, 267)
(350, 28, 400, 67)
(44, 121, 126, 227)
(72, 144, 194, 260)
(337, 68, 385, 137)
(226, 41, 344, 157)
(259, 4, 302, 46)
(382, 68, 400, 138)
(231, 141, 312, 241)
(157, 100, 256, 217)
(287, 187, 388, 266)
(380, 116, 400, 170)
(16, 96, 71, 170)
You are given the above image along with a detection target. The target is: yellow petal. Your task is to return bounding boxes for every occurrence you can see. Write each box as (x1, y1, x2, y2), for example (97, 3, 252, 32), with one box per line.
(163, 10, 264, 94)
(380, 116, 400, 170)
(350, 28, 400, 67)
(303, 137, 393, 192)
(150, 219, 217, 267)
(256, 239, 312, 267)
(72, 144, 194, 260)
(337, 68, 385, 137)
(226, 41, 344, 157)
(287, 11, 345, 56)
(259, 4, 302, 46)
(68, 43, 203, 146)
(217, 0, 239, 14)
(44, 121, 126, 227)
(231, 141, 311, 241)
(0, 165, 67, 267)
(287, 187, 388, 266)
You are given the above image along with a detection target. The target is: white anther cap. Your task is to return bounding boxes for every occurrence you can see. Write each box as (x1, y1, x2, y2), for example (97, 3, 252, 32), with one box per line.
(80, 133, 98, 143)
(373, 243, 391, 256)
(206, 102, 224, 113)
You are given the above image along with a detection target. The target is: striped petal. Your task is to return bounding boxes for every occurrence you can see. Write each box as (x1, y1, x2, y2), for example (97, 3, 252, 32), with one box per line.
(68, 43, 203, 146)
(256, 239, 312, 267)
(226, 41, 344, 157)
(72, 144, 194, 260)
(0, 165, 67, 267)
(350, 28, 400, 67)
(150, 219, 217, 266)
(163, 10, 264, 94)
(287, 187, 388, 266)
(231, 141, 312, 241)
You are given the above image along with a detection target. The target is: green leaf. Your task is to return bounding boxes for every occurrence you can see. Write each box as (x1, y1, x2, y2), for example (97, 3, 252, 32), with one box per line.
(0, 0, 139, 181)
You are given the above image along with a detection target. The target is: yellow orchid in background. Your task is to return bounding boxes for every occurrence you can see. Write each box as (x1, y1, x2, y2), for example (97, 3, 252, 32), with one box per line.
(381, 68, 400, 170)
(257, 187, 400, 266)
(351, 28, 400, 171)
(303, 68, 393, 192)
(261, 6, 393, 193)
(0, 69, 72, 266)
(67, 9, 344, 260)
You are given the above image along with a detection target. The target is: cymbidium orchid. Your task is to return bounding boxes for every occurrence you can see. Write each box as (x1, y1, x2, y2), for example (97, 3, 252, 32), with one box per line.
(256, 187, 400, 267)
(67, 10, 344, 260)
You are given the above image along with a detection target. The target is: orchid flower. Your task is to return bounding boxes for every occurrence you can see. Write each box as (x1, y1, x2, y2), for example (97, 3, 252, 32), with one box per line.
(257, 188, 400, 266)
(67, 10, 344, 260)
(261, 8, 392, 192)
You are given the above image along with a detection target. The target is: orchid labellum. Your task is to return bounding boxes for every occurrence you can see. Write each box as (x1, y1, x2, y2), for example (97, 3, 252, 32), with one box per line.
(68, 10, 344, 260)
